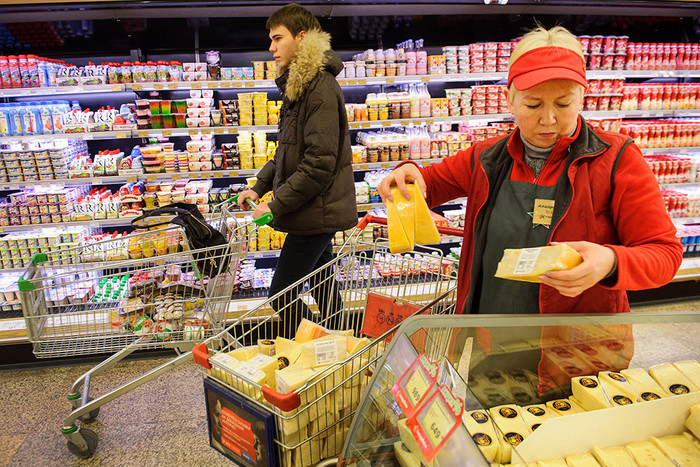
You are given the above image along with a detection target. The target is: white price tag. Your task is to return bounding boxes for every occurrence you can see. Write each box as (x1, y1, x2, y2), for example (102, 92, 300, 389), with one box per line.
(514, 248, 540, 275)
(233, 363, 264, 381)
(314, 340, 339, 366)
(210, 353, 237, 367)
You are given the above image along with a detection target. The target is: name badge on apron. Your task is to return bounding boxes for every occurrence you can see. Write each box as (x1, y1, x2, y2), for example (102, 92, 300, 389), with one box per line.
(531, 198, 555, 228)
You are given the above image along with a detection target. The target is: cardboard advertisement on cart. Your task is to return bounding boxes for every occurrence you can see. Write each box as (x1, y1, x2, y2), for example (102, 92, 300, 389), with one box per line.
(204, 378, 278, 467)
(511, 391, 700, 463)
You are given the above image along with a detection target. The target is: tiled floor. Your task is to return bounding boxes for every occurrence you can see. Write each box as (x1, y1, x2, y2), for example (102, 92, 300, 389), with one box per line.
(1, 301, 698, 467)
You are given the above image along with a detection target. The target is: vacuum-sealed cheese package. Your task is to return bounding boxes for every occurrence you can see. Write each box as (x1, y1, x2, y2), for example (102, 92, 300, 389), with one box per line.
(494, 244, 583, 283)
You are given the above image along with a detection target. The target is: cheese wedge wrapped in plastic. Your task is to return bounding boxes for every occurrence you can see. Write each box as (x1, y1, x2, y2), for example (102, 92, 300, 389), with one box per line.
(387, 184, 441, 254)
(651, 434, 700, 466)
(685, 403, 700, 440)
(410, 183, 440, 245)
(592, 445, 637, 467)
(495, 244, 583, 283)
(620, 367, 668, 400)
(625, 439, 675, 467)
(295, 318, 330, 343)
(387, 186, 414, 254)
(565, 452, 602, 467)
(572, 375, 613, 411)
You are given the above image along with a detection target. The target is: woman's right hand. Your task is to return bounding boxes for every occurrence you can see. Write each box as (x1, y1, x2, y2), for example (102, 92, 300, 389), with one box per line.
(237, 189, 259, 211)
(377, 163, 427, 204)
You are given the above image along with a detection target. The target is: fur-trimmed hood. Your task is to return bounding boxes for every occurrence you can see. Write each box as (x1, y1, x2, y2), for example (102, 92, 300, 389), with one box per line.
(277, 29, 343, 102)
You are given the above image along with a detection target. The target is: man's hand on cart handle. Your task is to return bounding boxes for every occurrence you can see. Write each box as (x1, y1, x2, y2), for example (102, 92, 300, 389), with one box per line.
(377, 163, 427, 204)
(233, 192, 273, 226)
(236, 189, 259, 211)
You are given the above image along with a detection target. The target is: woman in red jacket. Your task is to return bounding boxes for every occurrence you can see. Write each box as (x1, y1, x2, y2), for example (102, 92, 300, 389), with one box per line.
(378, 26, 683, 315)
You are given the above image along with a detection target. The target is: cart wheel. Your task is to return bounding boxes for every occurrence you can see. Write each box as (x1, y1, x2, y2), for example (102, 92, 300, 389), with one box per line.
(79, 397, 100, 422)
(66, 427, 98, 459)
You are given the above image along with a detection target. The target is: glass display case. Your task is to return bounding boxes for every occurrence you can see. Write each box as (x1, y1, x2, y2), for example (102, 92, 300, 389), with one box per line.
(340, 311, 700, 466)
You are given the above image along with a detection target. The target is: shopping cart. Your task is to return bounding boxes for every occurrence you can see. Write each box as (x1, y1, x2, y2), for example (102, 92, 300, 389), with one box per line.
(193, 214, 464, 467)
(17, 197, 271, 459)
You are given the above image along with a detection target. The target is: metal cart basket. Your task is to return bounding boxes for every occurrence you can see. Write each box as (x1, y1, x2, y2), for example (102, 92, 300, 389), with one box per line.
(17, 199, 270, 459)
(193, 215, 463, 467)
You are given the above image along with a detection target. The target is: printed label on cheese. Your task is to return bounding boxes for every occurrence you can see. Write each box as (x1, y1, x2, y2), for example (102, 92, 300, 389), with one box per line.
(247, 354, 275, 367)
(211, 353, 237, 367)
(471, 432, 493, 446)
(470, 411, 490, 423)
(514, 248, 540, 275)
(233, 363, 265, 381)
(314, 340, 339, 366)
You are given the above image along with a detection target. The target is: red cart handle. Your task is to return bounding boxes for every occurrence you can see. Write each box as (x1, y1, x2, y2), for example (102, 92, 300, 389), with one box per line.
(262, 385, 302, 412)
(193, 343, 212, 369)
(357, 213, 465, 237)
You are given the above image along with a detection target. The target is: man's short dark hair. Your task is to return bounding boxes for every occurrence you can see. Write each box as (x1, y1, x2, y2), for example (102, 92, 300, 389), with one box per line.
(266, 3, 321, 36)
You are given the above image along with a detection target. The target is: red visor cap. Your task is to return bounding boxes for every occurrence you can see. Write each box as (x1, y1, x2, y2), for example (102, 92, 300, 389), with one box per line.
(508, 46, 587, 91)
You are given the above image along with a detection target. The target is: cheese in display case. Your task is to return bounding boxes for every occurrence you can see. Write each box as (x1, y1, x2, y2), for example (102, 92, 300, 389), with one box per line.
(339, 313, 700, 467)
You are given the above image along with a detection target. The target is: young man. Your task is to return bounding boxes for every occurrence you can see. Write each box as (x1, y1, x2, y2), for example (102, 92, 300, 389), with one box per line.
(237, 3, 356, 336)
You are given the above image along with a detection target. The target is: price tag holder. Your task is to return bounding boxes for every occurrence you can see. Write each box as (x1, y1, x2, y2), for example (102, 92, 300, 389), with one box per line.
(406, 385, 464, 463)
(168, 83, 179, 89)
(132, 84, 143, 91)
(154, 83, 163, 90)
(126, 176, 138, 183)
(391, 354, 438, 417)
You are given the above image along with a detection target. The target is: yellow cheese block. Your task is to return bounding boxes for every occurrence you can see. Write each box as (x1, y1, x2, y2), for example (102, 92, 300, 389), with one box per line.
(546, 398, 584, 416)
(291, 438, 323, 467)
(275, 363, 317, 394)
(520, 404, 552, 433)
(625, 439, 675, 467)
(208, 352, 242, 386)
(410, 183, 440, 245)
(462, 409, 500, 463)
(246, 353, 280, 386)
(393, 441, 423, 467)
(598, 371, 638, 406)
(387, 186, 414, 254)
(257, 339, 276, 356)
(347, 335, 371, 354)
(299, 335, 348, 369)
(274, 337, 302, 365)
(323, 425, 349, 458)
(295, 318, 331, 343)
(673, 360, 700, 388)
(650, 434, 700, 467)
(226, 345, 258, 361)
(572, 376, 613, 411)
(232, 361, 268, 385)
(620, 368, 668, 400)
(685, 403, 700, 440)
(489, 404, 528, 464)
(565, 452, 602, 467)
(398, 417, 433, 466)
(495, 244, 583, 283)
(649, 362, 700, 395)
(538, 458, 568, 467)
(591, 445, 637, 467)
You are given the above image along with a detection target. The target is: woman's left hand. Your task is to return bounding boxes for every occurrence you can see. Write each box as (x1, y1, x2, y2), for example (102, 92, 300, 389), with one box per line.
(538, 241, 617, 297)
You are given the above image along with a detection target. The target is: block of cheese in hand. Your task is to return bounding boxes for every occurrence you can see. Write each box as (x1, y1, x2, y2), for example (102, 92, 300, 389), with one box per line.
(673, 360, 700, 388)
(572, 375, 613, 411)
(462, 410, 500, 463)
(411, 183, 441, 245)
(520, 404, 552, 433)
(494, 244, 582, 283)
(649, 362, 700, 395)
(387, 186, 414, 254)
(625, 439, 676, 467)
(685, 403, 700, 440)
(565, 452, 603, 467)
(650, 434, 700, 467)
(598, 371, 638, 406)
(620, 368, 668, 400)
(592, 445, 637, 467)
